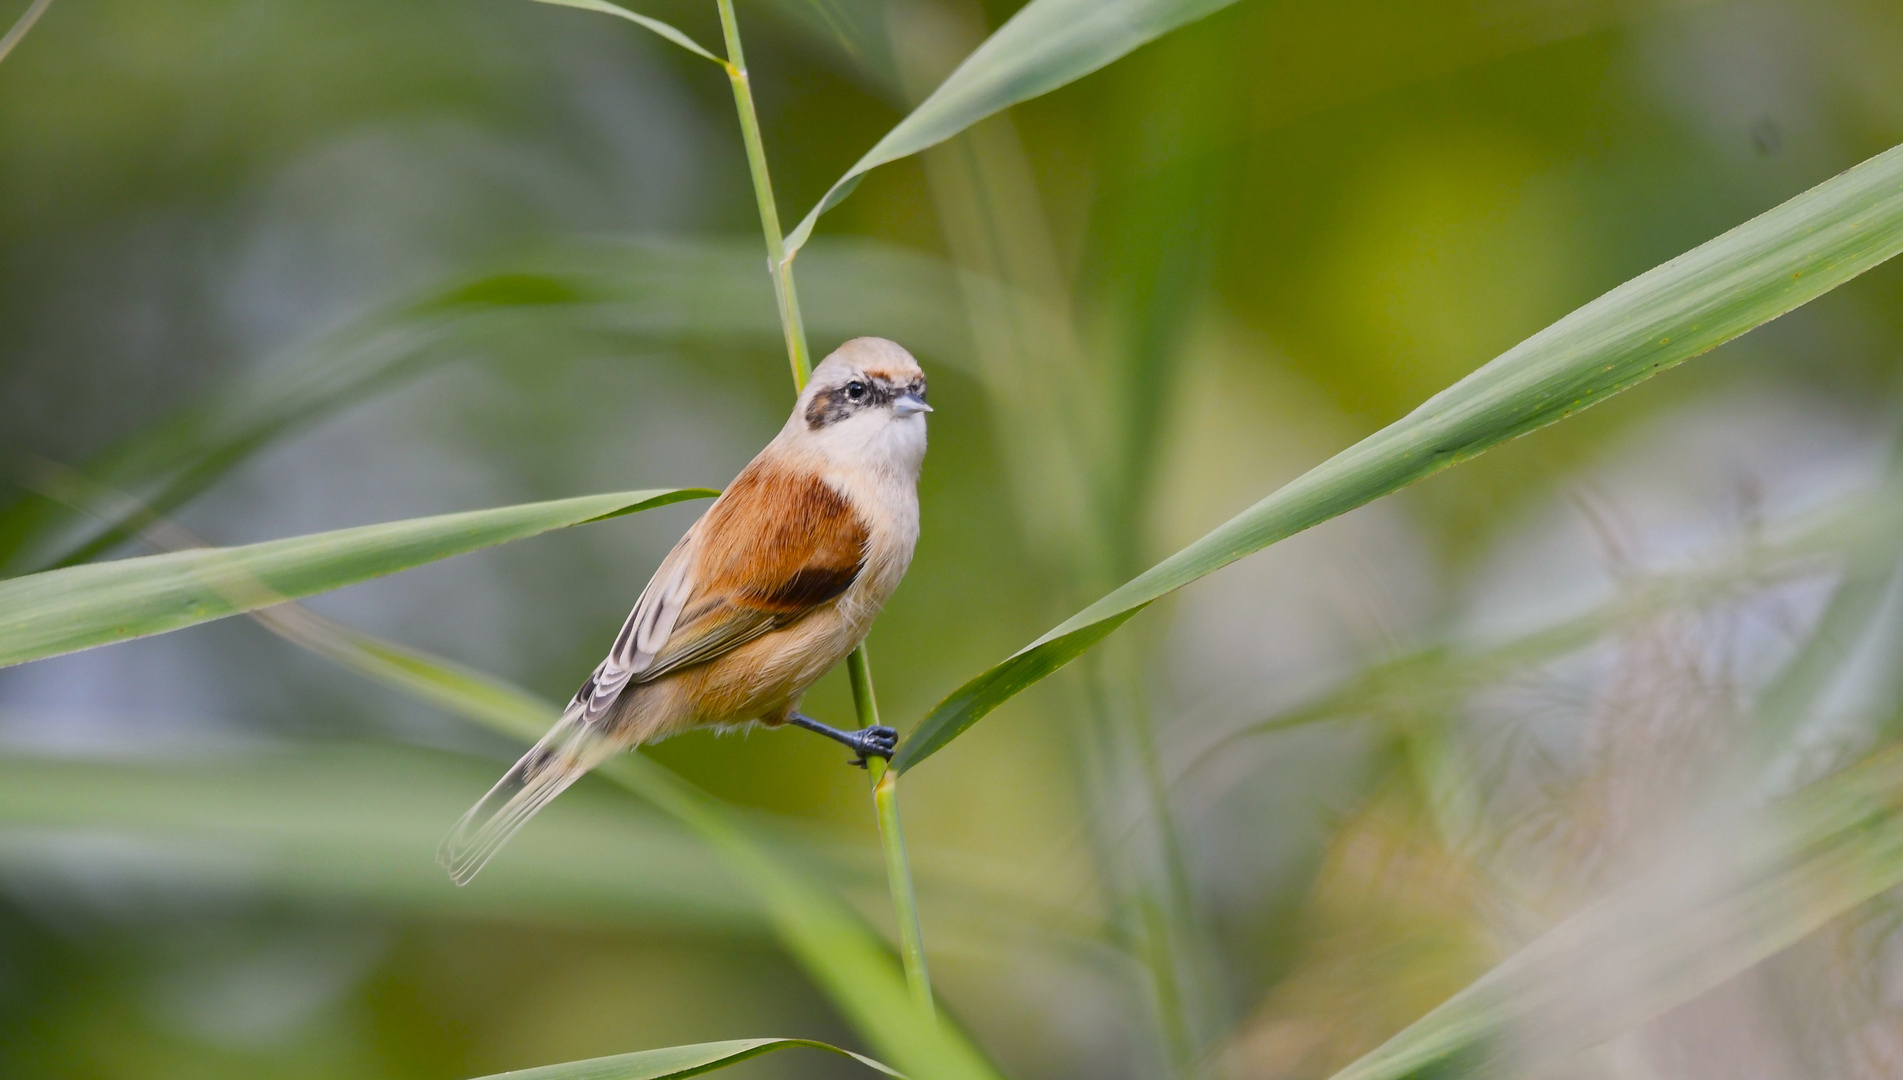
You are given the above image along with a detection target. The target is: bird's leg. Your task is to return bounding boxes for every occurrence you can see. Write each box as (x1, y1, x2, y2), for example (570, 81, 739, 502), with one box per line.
(787, 712, 897, 768)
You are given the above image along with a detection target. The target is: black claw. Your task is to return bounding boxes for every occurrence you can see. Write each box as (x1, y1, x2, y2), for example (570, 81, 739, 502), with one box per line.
(847, 725, 898, 767)
(788, 713, 898, 768)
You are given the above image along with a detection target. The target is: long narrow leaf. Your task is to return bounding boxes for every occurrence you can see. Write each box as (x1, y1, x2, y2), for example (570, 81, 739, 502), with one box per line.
(1325, 742, 1903, 1079)
(224, 592, 1006, 1080)
(1179, 477, 1901, 781)
(472, 1037, 900, 1079)
(782, 0, 1245, 256)
(526, 0, 724, 64)
(602, 754, 1006, 1080)
(894, 140, 1903, 773)
(0, 488, 712, 668)
(0, 744, 756, 930)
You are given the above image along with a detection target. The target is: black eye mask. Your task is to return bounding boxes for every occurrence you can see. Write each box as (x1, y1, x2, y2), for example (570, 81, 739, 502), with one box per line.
(805, 377, 918, 429)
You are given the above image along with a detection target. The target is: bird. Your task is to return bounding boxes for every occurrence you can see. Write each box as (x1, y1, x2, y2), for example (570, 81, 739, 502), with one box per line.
(438, 337, 931, 885)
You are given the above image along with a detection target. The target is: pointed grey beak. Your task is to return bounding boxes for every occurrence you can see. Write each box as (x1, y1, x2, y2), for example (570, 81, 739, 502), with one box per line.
(892, 392, 932, 417)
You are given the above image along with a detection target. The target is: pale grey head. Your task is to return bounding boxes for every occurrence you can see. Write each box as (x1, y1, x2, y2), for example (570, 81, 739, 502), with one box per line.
(800, 337, 929, 430)
(791, 338, 931, 474)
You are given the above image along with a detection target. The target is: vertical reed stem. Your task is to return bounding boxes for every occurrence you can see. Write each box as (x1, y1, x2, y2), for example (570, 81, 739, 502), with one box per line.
(714, 0, 811, 388)
(853, 647, 934, 1015)
(713, 0, 933, 1014)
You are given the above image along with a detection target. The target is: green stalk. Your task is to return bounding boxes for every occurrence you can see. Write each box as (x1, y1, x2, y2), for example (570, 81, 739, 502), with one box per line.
(714, 0, 812, 388)
(713, 0, 933, 1014)
(854, 647, 934, 1015)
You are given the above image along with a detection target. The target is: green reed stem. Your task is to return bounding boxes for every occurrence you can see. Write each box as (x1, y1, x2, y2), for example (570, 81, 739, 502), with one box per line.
(713, 0, 933, 1014)
(715, 0, 811, 388)
(854, 647, 934, 1015)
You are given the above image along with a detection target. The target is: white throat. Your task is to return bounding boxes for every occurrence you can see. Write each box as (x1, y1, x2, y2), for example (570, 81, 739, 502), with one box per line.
(786, 408, 927, 484)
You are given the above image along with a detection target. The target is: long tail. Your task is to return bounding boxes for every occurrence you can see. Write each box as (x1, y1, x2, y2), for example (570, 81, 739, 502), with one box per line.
(437, 708, 619, 886)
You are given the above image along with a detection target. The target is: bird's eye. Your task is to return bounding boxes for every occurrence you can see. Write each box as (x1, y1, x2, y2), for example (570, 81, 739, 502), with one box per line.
(845, 381, 867, 401)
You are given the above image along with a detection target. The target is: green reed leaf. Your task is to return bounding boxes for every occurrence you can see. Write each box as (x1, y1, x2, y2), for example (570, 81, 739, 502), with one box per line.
(895, 139, 1903, 773)
(1326, 742, 1903, 1080)
(613, 754, 1001, 1080)
(781, 0, 1245, 257)
(1179, 478, 1903, 781)
(526, 0, 724, 64)
(0, 488, 712, 668)
(227, 598, 1005, 1080)
(0, 744, 756, 931)
(470, 1038, 901, 1079)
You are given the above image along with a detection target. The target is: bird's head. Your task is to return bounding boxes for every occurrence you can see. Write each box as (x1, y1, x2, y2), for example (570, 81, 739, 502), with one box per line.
(794, 337, 930, 472)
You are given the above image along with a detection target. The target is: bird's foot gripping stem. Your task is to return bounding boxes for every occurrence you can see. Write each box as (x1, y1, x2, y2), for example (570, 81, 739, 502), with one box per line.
(788, 712, 897, 768)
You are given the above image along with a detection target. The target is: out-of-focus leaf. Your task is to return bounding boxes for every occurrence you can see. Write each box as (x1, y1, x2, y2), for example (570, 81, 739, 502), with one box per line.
(525, 0, 724, 65)
(781, 0, 1247, 256)
(1179, 478, 1903, 779)
(1324, 741, 1903, 1080)
(0, 488, 712, 668)
(233, 596, 1006, 1080)
(477, 239, 969, 358)
(471, 1037, 901, 1079)
(0, 0, 55, 65)
(0, 238, 964, 575)
(1747, 438, 1903, 758)
(894, 140, 1903, 773)
(760, 0, 902, 99)
(0, 743, 756, 930)
(2, 318, 465, 575)
(603, 751, 1005, 1080)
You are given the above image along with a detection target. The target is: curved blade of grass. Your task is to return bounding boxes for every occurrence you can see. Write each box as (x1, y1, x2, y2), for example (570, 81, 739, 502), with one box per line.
(893, 139, 1903, 773)
(472, 1038, 901, 1080)
(0, 488, 712, 668)
(1324, 741, 1903, 1080)
(526, 0, 723, 64)
(781, 0, 1245, 257)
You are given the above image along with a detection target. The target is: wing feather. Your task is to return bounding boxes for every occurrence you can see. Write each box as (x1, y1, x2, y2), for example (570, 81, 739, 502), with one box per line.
(566, 461, 869, 723)
(443, 460, 872, 884)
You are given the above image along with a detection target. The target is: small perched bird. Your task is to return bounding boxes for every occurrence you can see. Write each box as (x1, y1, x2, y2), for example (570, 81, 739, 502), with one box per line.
(440, 337, 930, 885)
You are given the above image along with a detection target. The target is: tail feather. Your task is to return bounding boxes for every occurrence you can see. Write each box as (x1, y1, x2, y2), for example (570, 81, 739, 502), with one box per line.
(438, 711, 618, 885)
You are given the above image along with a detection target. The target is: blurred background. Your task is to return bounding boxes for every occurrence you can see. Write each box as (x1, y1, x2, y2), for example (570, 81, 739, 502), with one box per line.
(2, 0, 1903, 1077)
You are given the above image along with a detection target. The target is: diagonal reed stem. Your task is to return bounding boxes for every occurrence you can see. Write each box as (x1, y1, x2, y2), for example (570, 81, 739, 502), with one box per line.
(713, 0, 934, 1016)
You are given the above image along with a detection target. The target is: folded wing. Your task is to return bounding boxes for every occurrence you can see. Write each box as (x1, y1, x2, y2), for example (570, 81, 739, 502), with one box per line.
(439, 461, 869, 883)
(602, 460, 869, 700)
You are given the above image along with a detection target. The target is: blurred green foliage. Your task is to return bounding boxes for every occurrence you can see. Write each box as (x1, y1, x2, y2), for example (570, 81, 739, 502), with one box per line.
(3, 0, 1903, 1078)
